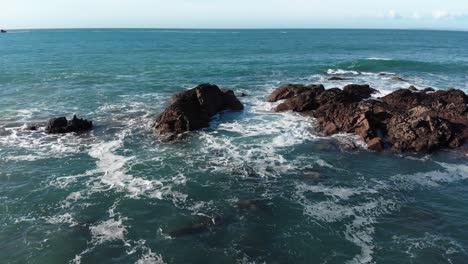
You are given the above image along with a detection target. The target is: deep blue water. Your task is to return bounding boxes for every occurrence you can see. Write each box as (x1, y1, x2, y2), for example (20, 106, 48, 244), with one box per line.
(1, 29, 468, 264)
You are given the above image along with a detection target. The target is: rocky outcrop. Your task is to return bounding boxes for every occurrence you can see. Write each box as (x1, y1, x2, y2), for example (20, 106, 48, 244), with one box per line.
(154, 84, 244, 137)
(268, 84, 467, 152)
(46, 115, 93, 134)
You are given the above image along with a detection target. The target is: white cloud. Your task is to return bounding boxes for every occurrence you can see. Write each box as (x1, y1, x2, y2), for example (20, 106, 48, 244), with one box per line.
(412, 12, 422, 19)
(432, 10, 450, 19)
(388, 10, 401, 19)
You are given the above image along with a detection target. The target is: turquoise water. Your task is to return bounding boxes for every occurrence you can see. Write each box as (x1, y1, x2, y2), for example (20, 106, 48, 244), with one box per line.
(1, 29, 468, 264)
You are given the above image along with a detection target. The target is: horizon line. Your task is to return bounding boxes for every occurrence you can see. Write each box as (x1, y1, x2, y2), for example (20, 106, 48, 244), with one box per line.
(3, 26, 468, 32)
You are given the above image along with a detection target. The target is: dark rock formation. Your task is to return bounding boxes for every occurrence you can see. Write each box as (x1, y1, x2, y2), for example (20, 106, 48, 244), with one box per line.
(0, 30, 6, 33)
(46, 115, 93, 134)
(268, 84, 467, 153)
(154, 84, 244, 137)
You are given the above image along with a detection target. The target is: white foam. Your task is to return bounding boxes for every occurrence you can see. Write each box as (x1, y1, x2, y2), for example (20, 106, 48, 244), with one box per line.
(90, 217, 128, 245)
(393, 233, 467, 259)
(296, 183, 378, 201)
(135, 249, 165, 264)
(45, 213, 78, 227)
(327, 69, 361, 75)
(366, 57, 392, 61)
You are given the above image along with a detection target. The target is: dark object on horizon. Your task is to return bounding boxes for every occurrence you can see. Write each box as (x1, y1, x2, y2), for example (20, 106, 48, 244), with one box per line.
(1, 29, 6, 33)
(154, 83, 244, 139)
(46, 115, 93, 134)
(268, 84, 467, 153)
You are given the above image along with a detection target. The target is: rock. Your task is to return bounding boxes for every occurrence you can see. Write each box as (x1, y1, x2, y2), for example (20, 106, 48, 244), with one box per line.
(328, 77, 349, 81)
(367, 137, 384, 151)
(267, 84, 324, 102)
(0, 30, 6, 33)
(408, 86, 418, 91)
(168, 215, 225, 237)
(239, 92, 248, 97)
(267, 84, 468, 153)
(46, 115, 93, 134)
(154, 84, 244, 137)
(27, 125, 38, 131)
(391, 77, 407, 82)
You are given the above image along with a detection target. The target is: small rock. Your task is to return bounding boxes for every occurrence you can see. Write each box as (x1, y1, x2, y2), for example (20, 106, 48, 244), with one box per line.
(46, 115, 93, 134)
(408, 86, 418, 91)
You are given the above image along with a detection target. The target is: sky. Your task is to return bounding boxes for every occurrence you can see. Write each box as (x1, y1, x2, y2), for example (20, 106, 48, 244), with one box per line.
(1, 0, 468, 30)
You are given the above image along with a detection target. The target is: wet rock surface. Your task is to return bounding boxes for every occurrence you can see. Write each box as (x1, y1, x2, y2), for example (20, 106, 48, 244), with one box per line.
(268, 84, 467, 152)
(154, 84, 244, 138)
(46, 115, 93, 134)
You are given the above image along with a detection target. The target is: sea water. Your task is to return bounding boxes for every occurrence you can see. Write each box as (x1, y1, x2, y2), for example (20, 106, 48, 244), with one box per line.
(1, 29, 467, 264)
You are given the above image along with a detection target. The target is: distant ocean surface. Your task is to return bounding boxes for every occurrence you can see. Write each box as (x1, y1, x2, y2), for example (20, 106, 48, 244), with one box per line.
(1, 29, 468, 264)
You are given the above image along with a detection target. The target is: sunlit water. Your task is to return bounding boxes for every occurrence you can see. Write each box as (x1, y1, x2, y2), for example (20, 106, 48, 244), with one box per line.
(1, 29, 467, 264)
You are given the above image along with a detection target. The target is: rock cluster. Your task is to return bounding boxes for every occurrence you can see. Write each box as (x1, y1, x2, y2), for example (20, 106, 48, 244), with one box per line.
(46, 115, 93, 134)
(155, 84, 244, 137)
(268, 84, 467, 152)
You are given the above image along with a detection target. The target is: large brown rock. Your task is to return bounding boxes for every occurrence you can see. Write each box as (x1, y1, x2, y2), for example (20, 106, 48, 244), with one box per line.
(154, 84, 244, 137)
(267, 84, 467, 153)
(46, 115, 93, 134)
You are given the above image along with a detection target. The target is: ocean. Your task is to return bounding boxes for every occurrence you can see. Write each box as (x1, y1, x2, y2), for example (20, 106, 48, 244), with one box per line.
(0, 29, 467, 264)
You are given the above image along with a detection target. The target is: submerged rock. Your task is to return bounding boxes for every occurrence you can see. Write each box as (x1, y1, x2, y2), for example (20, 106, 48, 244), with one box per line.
(328, 77, 349, 81)
(168, 215, 225, 238)
(46, 115, 93, 134)
(236, 199, 268, 211)
(154, 84, 244, 138)
(267, 85, 468, 153)
(391, 77, 407, 82)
